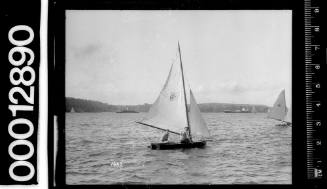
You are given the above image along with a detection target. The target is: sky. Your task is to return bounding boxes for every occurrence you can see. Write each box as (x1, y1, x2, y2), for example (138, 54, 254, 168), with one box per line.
(66, 10, 292, 107)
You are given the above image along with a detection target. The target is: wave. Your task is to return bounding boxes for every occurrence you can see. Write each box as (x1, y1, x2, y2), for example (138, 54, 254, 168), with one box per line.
(66, 112, 291, 184)
(80, 139, 93, 145)
(79, 178, 102, 184)
(115, 181, 146, 184)
(80, 159, 96, 164)
(90, 162, 112, 168)
(166, 162, 180, 167)
(190, 172, 205, 177)
(66, 171, 100, 176)
(126, 174, 147, 183)
(88, 151, 107, 157)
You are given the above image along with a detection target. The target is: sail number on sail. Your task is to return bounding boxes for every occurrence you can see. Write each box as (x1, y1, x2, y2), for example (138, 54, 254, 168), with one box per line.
(7, 25, 36, 182)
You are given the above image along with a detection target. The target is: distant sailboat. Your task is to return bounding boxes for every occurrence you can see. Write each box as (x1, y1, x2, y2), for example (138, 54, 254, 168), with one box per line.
(240, 107, 251, 113)
(136, 42, 210, 150)
(116, 106, 139, 113)
(70, 107, 75, 113)
(267, 108, 270, 113)
(267, 89, 291, 126)
(251, 106, 257, 113)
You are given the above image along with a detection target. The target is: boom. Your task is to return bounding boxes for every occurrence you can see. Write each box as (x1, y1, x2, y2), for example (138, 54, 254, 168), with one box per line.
(135, 121, 181, 135)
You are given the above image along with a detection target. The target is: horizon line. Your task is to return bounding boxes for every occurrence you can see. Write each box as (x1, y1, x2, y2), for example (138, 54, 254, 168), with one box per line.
(66, 96, 270, 107)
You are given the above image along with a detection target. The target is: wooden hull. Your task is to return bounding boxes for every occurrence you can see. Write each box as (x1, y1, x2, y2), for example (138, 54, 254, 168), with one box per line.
(276, 122, 292, 127)
(150, 141, 206, 150)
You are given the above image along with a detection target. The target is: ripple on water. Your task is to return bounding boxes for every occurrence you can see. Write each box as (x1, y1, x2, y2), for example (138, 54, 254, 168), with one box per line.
(66, 112, 291, 184)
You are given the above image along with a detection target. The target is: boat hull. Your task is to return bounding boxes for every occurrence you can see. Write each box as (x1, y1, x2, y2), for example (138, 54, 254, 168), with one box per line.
(276, 122, 292, 127)
(150, 141, 206, 150)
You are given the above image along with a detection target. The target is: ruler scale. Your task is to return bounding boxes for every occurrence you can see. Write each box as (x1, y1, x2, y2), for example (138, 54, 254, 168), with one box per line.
(304, 0, 323, 180)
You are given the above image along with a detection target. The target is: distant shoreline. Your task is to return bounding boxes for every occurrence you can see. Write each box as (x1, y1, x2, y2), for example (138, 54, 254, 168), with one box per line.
(66, 97, 269, 113)
(116, 110, 139, 113)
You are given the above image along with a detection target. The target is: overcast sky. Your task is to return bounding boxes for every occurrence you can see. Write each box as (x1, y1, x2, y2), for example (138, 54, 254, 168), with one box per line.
(66, 10, 292, 107)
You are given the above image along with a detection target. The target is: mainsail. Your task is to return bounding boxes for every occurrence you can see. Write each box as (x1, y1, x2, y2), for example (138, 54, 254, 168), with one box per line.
(267, 89, 287, 121)
(138, 49, 188, 134)
(138, 43, 209, 138)
(189, 90, 210, 137)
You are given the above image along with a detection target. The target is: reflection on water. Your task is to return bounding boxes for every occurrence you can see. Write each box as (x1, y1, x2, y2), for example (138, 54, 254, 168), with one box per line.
(66, 112, 291, 184)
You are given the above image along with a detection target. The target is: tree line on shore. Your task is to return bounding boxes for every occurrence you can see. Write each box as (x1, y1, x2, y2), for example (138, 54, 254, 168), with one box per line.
(66, 97, 269, 113)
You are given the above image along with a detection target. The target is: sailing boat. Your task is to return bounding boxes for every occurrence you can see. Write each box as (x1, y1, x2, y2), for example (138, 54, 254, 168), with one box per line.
(136, 42, 210, 150)
(70, 107, 75, 113)
(240, 107, 251, 113)
(267, 89, 291, 126)
(116, 106, 139, 113)
(251, 106, 257, 113)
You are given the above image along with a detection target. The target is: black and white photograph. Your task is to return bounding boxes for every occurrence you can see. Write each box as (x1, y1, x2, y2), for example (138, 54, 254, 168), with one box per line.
(2, 0, 327, 188)
(64, 10, 292, 185)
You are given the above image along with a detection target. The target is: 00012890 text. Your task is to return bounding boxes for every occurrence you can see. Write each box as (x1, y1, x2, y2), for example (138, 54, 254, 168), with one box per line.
(7, 25, 36, 182)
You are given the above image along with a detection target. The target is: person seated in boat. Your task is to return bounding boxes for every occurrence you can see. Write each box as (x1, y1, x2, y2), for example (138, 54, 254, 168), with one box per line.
(277, 121, 291, 127)
(161, 130, 169, 143)
(180, 127, 192, 144)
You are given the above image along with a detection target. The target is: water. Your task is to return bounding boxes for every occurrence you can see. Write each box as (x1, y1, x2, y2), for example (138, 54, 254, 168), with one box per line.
(66, 112, 291, 184)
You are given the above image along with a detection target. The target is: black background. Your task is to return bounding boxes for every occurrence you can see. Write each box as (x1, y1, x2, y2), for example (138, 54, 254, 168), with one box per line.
(0, 0, 40, 185)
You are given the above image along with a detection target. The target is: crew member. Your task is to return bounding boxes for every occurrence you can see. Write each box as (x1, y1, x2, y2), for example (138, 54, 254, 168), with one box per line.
(180, 127, 192, 144)
(161, 130, 169, 143)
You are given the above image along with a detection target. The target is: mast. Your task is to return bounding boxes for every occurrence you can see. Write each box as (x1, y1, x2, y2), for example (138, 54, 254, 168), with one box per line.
(178, 42, 192, 140)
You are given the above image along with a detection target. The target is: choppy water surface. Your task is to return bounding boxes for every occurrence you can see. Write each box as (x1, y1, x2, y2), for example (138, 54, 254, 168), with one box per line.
(66, 112, 291, 184)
